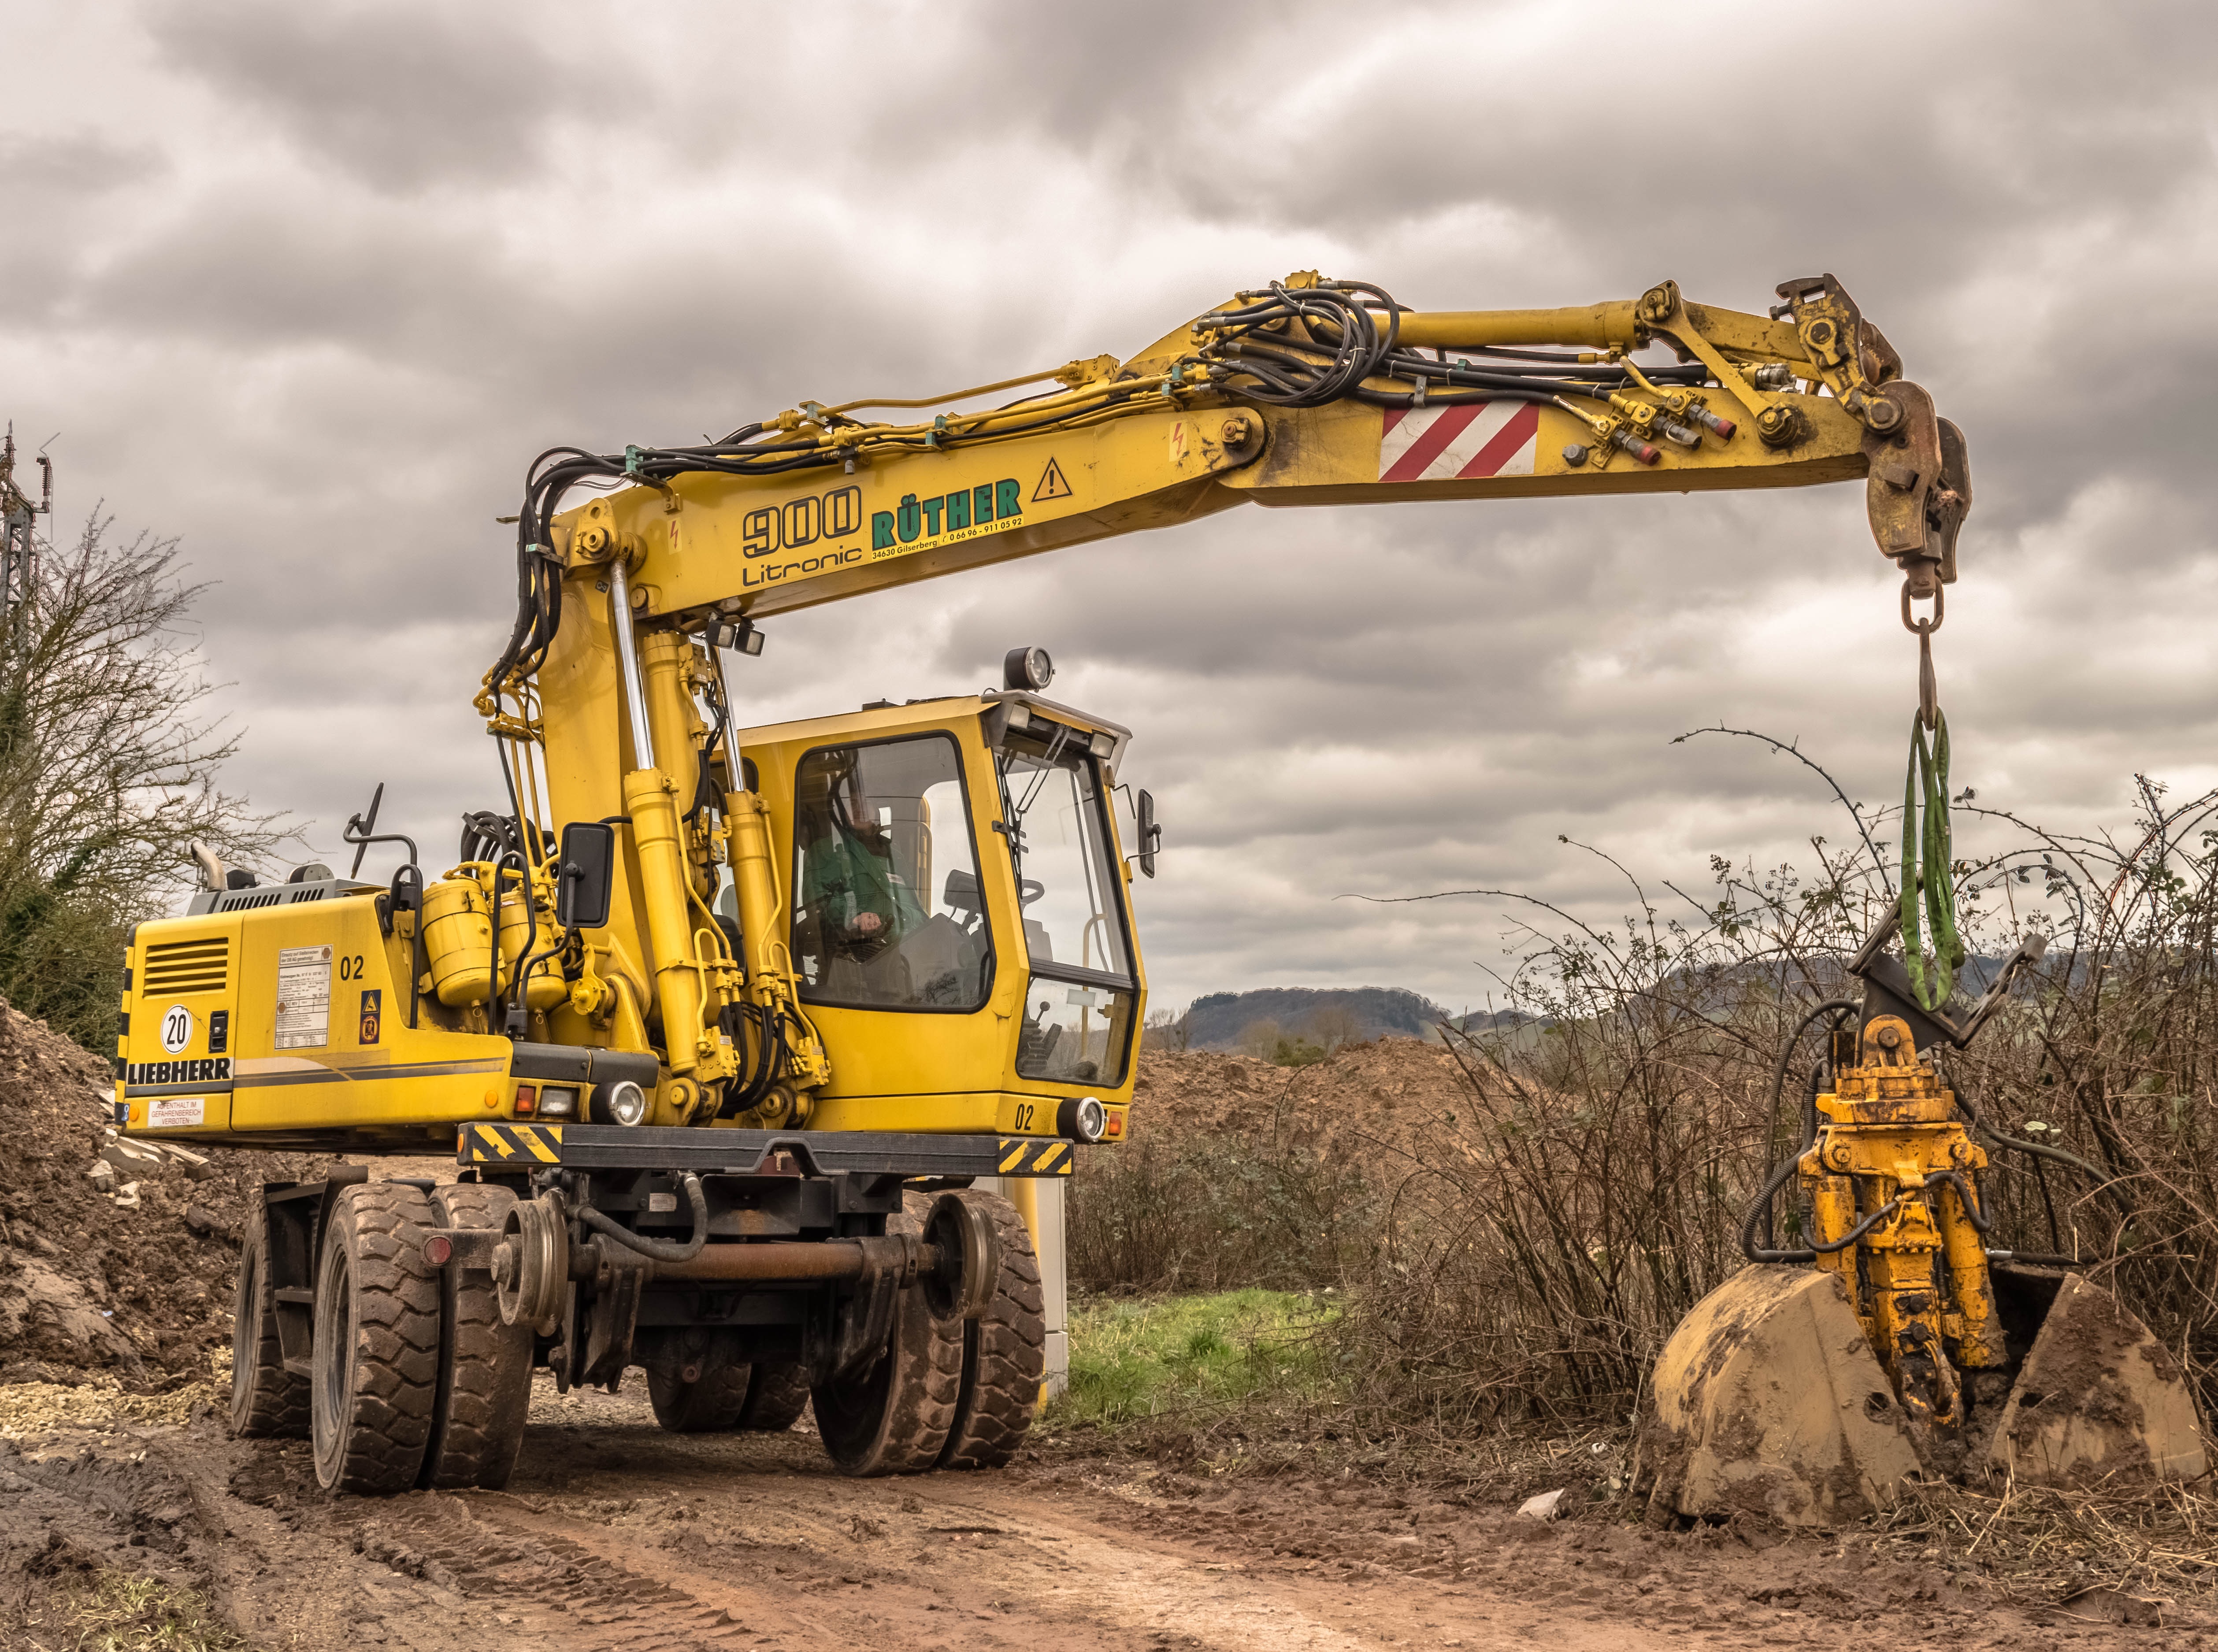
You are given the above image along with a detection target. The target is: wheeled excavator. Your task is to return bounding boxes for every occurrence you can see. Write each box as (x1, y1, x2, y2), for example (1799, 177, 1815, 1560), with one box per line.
(112, 271, 2204, 1509)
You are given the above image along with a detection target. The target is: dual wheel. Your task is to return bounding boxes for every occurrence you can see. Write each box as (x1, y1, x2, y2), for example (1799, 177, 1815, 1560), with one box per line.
(233, 1182, 1045, 1491)
(644, 1189, 1046, 1474)
(231, 1182, 532, 1494)
(812, 1189, 1046, 1476)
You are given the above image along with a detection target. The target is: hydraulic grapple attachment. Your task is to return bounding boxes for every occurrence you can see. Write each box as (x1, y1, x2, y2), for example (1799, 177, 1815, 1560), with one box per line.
(1639, 919, 2208, 1524)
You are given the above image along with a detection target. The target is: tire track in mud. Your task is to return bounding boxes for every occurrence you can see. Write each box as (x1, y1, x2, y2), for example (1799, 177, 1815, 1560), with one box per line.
(346, 1493, 769, 1651)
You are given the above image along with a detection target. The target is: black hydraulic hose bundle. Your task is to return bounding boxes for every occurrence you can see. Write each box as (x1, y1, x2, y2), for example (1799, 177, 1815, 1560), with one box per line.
(1738, 998, 1859, 1263)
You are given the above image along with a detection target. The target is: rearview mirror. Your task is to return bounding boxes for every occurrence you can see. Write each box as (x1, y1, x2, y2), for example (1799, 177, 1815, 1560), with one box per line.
(1136, 789, 1161, 879)
(555, 822, 616, 930)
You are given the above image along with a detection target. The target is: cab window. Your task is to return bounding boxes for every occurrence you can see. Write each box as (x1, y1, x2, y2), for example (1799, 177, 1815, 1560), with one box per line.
(996, 725, 1137, 1085)
(791, 735, 993, 1012)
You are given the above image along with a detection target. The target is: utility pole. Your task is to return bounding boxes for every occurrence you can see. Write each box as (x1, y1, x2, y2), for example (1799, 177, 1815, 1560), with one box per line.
(0, 425, 52, 642)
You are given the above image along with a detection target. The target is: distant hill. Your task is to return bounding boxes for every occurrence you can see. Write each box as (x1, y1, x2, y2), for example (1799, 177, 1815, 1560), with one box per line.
(1181, 986, 1453, 1051)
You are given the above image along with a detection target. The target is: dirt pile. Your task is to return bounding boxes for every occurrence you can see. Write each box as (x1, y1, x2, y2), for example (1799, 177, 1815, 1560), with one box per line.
(0, 1000, 335, 1390)
(1130, 1038, 1466, 1166)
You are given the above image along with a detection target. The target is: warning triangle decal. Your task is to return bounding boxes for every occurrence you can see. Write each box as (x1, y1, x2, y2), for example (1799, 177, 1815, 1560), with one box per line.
(1032, 457, 1073, 502)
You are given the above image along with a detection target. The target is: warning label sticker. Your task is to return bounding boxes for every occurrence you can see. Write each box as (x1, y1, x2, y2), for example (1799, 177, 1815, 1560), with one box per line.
(274, 945, 334, 1050)
(148, 1096, 205, 1128)
(1032, 456, 1072, 502)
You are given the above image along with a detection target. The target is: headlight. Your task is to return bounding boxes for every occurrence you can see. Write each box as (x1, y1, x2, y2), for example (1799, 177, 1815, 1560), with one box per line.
(1057, 1095, 1107, 1143)
(594, 1079, 649, 1126)
(537, 1085, 579, 1119)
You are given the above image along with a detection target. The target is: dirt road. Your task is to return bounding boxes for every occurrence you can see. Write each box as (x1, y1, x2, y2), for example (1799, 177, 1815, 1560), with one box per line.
(4, 1375, 2199, 1652)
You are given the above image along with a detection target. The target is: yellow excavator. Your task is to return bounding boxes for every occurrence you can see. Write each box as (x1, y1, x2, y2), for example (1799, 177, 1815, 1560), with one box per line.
(113, 270, 2202, 1505)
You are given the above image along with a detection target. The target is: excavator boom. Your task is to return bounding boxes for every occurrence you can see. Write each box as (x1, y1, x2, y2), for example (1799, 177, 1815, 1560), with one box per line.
(512, 273, 1966, 641)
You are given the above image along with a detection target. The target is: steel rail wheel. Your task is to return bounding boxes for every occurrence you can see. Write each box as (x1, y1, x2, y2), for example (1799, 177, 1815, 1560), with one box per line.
(420, 1183, 533, 1489)
(812, 1200, 961, 1475)
(230, 1197, 308, 1438)
(936, 1189, 1046, 1470)
(310, 1182, 441, 1495)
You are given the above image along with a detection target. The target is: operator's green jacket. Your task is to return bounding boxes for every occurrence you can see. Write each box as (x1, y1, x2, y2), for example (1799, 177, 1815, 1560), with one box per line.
(801, 826, 927, 945)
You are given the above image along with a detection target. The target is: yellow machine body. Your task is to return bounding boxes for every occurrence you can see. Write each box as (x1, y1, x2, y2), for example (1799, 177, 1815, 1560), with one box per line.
(117, 693, 1141, 1151)
(118, 893, 508, 1143)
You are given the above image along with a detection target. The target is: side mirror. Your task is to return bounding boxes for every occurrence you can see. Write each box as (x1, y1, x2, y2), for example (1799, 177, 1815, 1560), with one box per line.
(1136, 789, 1161, 879)
(555, 822, 616, 930)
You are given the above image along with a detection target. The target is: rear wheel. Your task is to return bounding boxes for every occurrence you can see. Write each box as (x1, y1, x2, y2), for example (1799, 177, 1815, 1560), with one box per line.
(738, 1363, 812, 1433)
(310, 1182, 441, 1496)
(937, 1189, 1046, 1470)
(647, 1333, 754, 1433)
(419, 1183, 532, 1489)
(813, 1201, 962, 1475)
(230, 1200, 308, 1439)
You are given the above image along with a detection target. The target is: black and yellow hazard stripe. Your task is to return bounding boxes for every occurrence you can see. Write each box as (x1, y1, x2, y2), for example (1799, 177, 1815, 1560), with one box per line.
(466, 1122, 565, 1164)
(996, 1137, 1073, 1177)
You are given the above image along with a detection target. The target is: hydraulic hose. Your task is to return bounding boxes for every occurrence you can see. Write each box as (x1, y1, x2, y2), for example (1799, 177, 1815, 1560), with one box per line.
(1809, 1198, 1900, 1255)
(1738, 1141, 1815, 1263)
(579, 1171, 709, 1262)
(1739, 998, 1859, 1263)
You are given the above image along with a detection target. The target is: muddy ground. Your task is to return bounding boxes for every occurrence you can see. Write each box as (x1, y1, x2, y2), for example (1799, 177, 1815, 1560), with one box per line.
(2, 1378, 2204, 1651)
(4, 1022, 2210, 1648)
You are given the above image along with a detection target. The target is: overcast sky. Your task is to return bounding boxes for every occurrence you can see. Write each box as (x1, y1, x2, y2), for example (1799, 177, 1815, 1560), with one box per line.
(5, 2, 2214, 1017)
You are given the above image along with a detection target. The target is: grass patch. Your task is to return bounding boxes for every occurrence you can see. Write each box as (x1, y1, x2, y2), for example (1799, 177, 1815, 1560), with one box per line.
(46, 1571, 242, 1652)
(1055, 1288, 1339, 1430)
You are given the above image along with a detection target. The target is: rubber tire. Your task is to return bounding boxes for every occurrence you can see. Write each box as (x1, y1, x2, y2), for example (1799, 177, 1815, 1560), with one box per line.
(937, 1189, 1046, 1470)
(419, 1183, 533, 1489)
(648, 1335, 754, 1433)
(311, 1182, 441, 1496)
(812, 1200, 962, 1476)
(738, 1363, 813, 1433)
(230, 1200, 309, 1439)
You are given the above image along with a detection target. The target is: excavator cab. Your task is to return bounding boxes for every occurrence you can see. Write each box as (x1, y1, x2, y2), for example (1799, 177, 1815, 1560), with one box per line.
(733, 687, 1144, 1141)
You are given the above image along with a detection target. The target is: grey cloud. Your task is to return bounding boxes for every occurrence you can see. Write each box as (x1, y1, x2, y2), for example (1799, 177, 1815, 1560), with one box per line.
(143, 0, 630, 194)
(6, 0, 2215, 1012)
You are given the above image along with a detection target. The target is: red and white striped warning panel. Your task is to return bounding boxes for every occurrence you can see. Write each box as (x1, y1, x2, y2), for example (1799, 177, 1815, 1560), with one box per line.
(1378, 401, 1540, 483)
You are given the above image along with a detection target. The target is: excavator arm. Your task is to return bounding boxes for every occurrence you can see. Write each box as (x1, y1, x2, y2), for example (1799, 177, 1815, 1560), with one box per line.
(498, 271, 1968, 656)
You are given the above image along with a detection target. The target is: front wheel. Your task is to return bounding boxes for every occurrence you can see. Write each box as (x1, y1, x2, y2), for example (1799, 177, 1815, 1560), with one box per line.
(812, 1201, 962, 1475)
(738, 1363, 813, 1433)
(419, 1183, 532, 1489)
(937, 1189, 1046, 1470)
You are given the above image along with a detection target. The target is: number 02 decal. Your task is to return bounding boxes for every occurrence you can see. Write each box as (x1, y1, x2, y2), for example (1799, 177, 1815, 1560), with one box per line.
(338, 954, 366, 982)
(1013, 1102, 1037, 1132)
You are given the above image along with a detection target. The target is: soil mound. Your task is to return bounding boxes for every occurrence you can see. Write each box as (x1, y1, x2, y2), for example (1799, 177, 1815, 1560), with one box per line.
(0, 1000, 334, 1390)
(1131, 1037, 1467, 1164)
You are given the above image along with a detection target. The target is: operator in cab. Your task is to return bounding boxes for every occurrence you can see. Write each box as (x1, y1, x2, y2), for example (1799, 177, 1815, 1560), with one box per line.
(795, 756, 927, 1000)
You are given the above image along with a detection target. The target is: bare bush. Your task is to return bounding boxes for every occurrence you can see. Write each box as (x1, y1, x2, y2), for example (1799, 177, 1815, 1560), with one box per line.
(1068, 1096, 1374, 1296)
(1332, 742, 2218, 1433)
(1142, 1004, 1193, 1052)
(1304, 1003, 1364, 1053)
(0, 515, 288, 1046)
